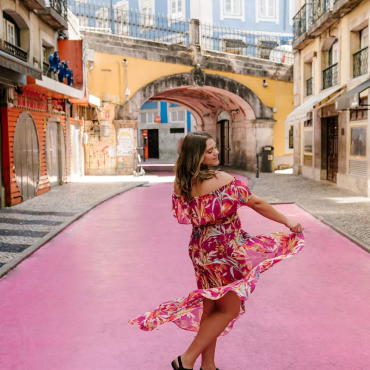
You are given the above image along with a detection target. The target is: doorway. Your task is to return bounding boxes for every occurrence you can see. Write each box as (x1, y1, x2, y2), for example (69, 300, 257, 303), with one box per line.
(327, 116, 338, 183)
(45, 119, 66, 187)
(13, 112, 40, 200)
(72, 121, 82, 177)
(148, 129, 159, 158)
(218, 120, 230, 165)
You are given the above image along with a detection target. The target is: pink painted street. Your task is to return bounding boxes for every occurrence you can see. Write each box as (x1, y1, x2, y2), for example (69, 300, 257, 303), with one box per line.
(1, 179, 370, 370)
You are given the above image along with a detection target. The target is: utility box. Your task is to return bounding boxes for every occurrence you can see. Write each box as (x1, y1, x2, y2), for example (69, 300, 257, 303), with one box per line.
(261, 145, 274, 173)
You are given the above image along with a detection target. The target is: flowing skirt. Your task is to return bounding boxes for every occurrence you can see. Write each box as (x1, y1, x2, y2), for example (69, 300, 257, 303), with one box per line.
(128, 230, 305, 336)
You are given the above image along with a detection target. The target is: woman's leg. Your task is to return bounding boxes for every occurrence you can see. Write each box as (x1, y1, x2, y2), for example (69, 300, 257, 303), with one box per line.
(177, 292, 241, 369)
(200, 299, 217, 370)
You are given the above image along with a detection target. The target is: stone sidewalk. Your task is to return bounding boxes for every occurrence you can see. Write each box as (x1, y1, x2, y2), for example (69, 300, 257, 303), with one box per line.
(227, 168, 370, 253)
(0, 180, 146, 275)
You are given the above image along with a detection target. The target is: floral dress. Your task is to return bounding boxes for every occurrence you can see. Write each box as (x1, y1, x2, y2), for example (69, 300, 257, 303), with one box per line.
(129, 178, 305, 336)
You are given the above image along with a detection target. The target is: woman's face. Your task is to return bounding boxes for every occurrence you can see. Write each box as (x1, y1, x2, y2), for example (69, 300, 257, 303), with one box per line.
(202, 139, 219, 166)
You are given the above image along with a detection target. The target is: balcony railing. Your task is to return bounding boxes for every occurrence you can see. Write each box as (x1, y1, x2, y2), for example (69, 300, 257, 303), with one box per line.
(306, 77, 313, 96)
(46, 0, 68, 20)
(312, 0, 331, 24)
(43, 61, 51, 77)
(323, 63, 338, 89)
(1, 40, 28, 62)
(353, 47, 368, 78)
(293, 4, 307, 39)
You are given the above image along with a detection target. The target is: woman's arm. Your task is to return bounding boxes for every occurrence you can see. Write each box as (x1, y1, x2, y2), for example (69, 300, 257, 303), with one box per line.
(246, 194, 304, 233)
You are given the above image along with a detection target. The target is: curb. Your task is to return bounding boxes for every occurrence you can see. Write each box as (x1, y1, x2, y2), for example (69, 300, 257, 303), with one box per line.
(0, 182, 147, 280)
(295, 202, 370, 254)
(238, 171, 370, 254)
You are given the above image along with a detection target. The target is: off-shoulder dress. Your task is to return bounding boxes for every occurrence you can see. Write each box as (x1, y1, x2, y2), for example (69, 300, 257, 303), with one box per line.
(129, 178, 305, 336)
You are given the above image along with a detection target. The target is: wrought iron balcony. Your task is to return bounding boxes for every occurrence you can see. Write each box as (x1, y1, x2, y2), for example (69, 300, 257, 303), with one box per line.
(37, 0, 68, 30)
(306, 77, 313, 96)
(323, 63, 338, 89)
(353, 47, 368, 78)
(312, 0, 331, 24)
(1, 40, 28, 62)
(293, 5, 307, 39)
(47, 0, 67, 20)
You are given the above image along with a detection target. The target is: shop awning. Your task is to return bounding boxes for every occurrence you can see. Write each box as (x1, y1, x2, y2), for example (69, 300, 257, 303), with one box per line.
(0, 51, 42, 81)
(69, 92, 101, 107)
(335, 78, 370, 110)
(286, 85, 344, 124)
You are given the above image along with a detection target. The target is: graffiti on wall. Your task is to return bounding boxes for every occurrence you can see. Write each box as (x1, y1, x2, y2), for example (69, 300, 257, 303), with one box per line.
(85, 120, 117, 171)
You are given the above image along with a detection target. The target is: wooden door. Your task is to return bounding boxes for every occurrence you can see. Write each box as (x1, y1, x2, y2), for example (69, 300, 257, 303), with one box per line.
(13, 112, 40, 200)
(327, 116, 338, 183)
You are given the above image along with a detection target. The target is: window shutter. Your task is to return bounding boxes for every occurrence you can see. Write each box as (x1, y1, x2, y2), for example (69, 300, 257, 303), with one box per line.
(259, 0, 266, 17)
(268, 0, 275, 17)
(234, 0, 240, 14)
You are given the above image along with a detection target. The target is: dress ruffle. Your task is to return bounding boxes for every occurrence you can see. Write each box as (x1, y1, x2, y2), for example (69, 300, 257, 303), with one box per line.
(128, 231, 305, 336)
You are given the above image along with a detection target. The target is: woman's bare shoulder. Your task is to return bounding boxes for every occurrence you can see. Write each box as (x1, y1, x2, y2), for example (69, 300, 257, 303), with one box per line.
(192, 171, 234, 197)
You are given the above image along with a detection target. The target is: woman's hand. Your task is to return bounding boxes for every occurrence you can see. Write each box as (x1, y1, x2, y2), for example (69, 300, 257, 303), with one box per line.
(284, 219, 304, 233)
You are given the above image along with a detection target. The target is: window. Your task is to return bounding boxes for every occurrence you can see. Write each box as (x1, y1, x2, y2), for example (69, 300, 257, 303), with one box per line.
(259, 0, 276, 19)
(170, 0, 184, 19)
(140, 0, 155, 26)
(115, 1, 129, 34)
(170, 110, 186, 123)
(256, 0, 278, 24)
(224, 0, 241, 15)
(360, 27, 368, 49)
(289, 126, 294, 149)
(328, 41, 338, 66)
(95, 7, 109, 29)
(79, 16, 88, 28)
(221, 0, 244, 20)
(170, 128, 185, 133)
(2, 19, 16, 45)
(140, 112, 158, 124)
(141, 0, 154, 14)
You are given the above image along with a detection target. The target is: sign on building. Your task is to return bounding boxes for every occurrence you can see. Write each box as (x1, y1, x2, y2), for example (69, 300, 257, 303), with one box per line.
(117, 128, 134, 156)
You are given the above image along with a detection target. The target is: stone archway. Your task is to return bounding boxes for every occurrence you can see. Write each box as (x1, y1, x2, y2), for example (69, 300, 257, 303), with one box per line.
(116, 71, 274, 124)
(115, 68, 276, 170)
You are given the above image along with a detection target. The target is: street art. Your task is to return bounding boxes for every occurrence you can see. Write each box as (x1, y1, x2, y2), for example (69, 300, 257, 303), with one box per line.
(117, 128, 134, 156)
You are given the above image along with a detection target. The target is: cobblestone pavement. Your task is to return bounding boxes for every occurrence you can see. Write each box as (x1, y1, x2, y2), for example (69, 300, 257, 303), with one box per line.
(225, 168, 370, 251)
(0, 179, 146, 270)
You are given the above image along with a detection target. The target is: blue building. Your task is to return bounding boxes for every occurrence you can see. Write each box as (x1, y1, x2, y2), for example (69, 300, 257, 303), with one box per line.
(68, 0, 294, 161)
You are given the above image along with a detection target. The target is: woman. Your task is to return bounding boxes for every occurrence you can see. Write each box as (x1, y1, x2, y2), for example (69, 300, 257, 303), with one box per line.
(129, 131, 305, 370)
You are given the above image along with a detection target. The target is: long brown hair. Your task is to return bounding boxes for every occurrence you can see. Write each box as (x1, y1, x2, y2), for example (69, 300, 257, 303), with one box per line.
(175, 131, 218, 200)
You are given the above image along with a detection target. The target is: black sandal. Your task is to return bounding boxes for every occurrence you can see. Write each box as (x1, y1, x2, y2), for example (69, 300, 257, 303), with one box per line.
(171, 356, 193, 370)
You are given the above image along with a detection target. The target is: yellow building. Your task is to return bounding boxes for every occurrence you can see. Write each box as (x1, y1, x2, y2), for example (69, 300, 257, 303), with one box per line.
(81, 23, 295, 175)
(289, 0, 370, 196)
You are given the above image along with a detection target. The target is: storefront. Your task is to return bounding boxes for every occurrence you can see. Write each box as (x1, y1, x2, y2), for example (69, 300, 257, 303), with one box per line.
(1, 87, 69, 206)
(335, 79, 370, 196)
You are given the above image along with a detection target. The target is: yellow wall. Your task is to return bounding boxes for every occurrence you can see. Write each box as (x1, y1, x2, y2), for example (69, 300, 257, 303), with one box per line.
(88, 52, 294, 157)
